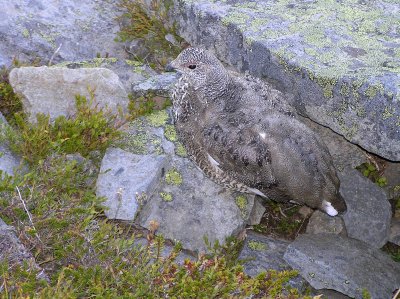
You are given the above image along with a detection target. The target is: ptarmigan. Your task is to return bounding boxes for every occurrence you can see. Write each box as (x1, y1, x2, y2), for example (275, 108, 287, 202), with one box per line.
(168, 47, 346, 216)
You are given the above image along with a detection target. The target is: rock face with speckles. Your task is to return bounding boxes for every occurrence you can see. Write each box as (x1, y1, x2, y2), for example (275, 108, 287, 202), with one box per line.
(163, 0, 400, 161)
(0, 0, 125, 67)
(283, 234, 400, 299)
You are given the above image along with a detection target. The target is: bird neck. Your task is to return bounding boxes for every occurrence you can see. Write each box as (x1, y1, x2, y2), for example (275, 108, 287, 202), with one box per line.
(202, 72, 233, 100)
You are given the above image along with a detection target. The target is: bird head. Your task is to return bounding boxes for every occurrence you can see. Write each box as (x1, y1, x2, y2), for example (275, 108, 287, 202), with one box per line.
(168, 48, 228, 92)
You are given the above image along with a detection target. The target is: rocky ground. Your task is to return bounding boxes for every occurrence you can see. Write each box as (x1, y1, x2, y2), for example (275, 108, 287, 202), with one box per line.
(1, 1, 400, 298)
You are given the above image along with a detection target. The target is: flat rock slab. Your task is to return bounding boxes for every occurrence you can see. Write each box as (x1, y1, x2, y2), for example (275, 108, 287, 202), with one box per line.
(168, 0, 400, 161)
(9, 66, 128, 123)
(339, 168, 391, 248)
(306, 211, 346, 235)
(284, 234, 400, 299)
(238, 231, 307, 292)
(0, 0, 124, 67)
(96, 148, 168, 221)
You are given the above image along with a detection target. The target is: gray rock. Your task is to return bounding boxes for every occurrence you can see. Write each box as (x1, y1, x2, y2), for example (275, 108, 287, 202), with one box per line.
(0, 0, 125, 67)
(117, 110, 256, 252)
(238, 231, 307, 292)
(389, 218, 400, 246)
(96, 147, 168, 221)
(0, 114, 21, 176)
(339, 168, 391, 248)
(248, 197, 265, 226)
(283, 234, 400, 299)
(164, 0, 400, 161)
(0, 219, 48, 281)
(137, 155, 255, 252)
(9, 66, 129, 123)
(306, 211, 346, 235)
(131, 72, 180, 98)
(54, 58, 158, 91)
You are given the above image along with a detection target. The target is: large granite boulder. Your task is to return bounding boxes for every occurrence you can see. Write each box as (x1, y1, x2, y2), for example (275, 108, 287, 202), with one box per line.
(9, 66, 129, 123)
(284, 234, 400, 299)
(0, 0, 125, 67)
(166, 0, 400, 161)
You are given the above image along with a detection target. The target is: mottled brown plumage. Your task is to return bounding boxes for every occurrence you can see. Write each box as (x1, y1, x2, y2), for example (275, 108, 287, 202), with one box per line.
(169, 48, 346, 216)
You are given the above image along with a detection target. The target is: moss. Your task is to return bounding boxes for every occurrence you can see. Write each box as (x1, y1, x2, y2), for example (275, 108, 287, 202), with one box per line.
(248, 240, 267, 251)
(146, 110, 169, 127)
(365, 83, 384, 99)
(160, 192, 173, 202)
(165, 168, 182, 186)
(21, 28, 30, 38)
(315, 76, 337, 99)
(164, 124, 177, 142)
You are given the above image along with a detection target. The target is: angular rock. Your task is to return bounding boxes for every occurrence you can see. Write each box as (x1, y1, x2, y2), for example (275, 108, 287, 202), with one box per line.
(0, 219, 47, 281)
(166, 0, 400, 161)
(9, 66, 129, 123)
(96, 147, 168, 221)
(0, 0, 125, 67)
(137, 154, 255, 252)
(306, 211, 345, 235)
(54, 58, 158, 91)
(283, 234, 400, 299)
(118, 110, 256, 252)
(131, 72, 180, 98)
(0, 113, 21, 176)
(238, 231, 307, 292)
(339, 168, 391, 248)
(248, 197, 265, 226)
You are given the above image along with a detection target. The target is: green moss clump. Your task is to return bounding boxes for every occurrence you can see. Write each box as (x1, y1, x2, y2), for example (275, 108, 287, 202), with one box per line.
(235, 195, 248, 218)
(248, 240, 267, 251)
(160, 192, 173, 202)
(0, 67, 23, 123)
(165, 168, 182, 186)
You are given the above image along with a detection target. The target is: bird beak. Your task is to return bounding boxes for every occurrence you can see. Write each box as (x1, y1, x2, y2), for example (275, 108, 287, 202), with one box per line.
(165, 60, 177, 72)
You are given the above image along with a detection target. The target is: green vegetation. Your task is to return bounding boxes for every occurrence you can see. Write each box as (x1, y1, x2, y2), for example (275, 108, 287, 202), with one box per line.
(1, 94, 122, 165)
(356, 162, 388, 187)
(116, 0, 184, 69)
(0, 67, 23, 123)
(0, 95, 309, 297)
(165, 167, 183, 186)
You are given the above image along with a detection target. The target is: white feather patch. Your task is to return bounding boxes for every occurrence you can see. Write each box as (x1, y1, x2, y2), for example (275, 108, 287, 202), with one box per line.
(207, 153, 222, 172)
(259, 132, 267, 139)
(322, 200, 338, 216)
(248, 187, 268, 198)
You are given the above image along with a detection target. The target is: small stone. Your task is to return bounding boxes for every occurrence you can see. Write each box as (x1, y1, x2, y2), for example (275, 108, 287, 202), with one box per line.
(339, 168, 391, 248)
(306, 210, 345, 235)
(298, 206, 313, 218)
(96, 147, 168, 220)
(239, 230, 308, 292)
(248, 197, 266, 225)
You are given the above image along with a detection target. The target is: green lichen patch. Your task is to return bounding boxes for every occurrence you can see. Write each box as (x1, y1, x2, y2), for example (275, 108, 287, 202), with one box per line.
(146, 109, 169, 127)
(160, 191, 173, 201)
(165, 168, 183, 186)
(164, 124, 177, 142)
(248, 240, 267, 251)
(235, 195, 248, 218)
(175, 141, 187, 157)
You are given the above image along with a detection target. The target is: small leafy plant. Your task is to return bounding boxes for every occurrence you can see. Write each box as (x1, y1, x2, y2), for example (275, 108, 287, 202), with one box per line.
(356, 162, 388, 187)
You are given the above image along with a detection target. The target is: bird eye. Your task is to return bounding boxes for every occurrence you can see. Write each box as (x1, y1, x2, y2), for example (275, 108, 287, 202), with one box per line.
(188, 64, 197, 70)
